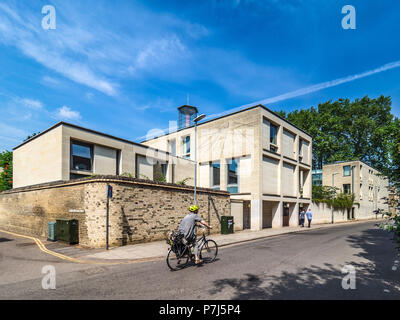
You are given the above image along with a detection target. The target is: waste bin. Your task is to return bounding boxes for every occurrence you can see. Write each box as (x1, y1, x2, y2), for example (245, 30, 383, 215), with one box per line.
(221, 216, 234, 234)
(56, 219, 79, 245)
(47, 222, 56, 242)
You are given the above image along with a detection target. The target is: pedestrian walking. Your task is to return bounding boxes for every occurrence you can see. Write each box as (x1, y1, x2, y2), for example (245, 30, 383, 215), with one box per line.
(306, 208, 312, 228)
(299, 209, 305, 227)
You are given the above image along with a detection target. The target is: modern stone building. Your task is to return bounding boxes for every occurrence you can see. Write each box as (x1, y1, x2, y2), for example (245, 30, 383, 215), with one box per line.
(317, 160, 389, 221)
(13, 122, 195, 189)
(142, 104, 313, 231)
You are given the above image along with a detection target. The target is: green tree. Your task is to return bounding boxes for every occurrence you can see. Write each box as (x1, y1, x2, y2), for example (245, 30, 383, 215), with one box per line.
(277, 96, 399, 182)
(0, 151, 12, 191)
(24, 132, 41, 141)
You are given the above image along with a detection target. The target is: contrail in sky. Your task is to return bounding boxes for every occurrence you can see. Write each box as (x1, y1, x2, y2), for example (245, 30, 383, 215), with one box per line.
(205, 59, 400, 120)
(138, 59, 400, 141)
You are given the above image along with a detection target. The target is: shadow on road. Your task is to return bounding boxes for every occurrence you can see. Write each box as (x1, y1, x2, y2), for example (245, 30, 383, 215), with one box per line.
(209, 226, 400, 299)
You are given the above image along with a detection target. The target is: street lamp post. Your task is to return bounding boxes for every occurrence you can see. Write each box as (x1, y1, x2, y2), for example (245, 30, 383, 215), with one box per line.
(193, 114, 206, 205)
(331, 172, 339, 224)
(351, 165, 356, 220)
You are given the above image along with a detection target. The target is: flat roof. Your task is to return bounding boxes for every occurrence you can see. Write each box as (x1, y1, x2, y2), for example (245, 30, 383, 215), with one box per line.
(141, 104, 313, 142)
(12, 122, 194, 162)
(323, 159, 383, 173)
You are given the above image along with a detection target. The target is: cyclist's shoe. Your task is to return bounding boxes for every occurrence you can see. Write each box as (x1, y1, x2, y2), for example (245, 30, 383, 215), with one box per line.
(195, 259, 203, 265)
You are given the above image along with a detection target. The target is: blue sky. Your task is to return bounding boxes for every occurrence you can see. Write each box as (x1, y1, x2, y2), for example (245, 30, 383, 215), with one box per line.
(1, 0, 400, 151)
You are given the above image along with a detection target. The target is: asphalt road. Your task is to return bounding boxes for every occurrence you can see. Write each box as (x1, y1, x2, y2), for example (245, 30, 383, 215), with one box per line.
(0, 221, 399, 300)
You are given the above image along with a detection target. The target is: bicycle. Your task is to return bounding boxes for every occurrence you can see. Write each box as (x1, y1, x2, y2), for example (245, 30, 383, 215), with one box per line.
(166, 228, 218, 271)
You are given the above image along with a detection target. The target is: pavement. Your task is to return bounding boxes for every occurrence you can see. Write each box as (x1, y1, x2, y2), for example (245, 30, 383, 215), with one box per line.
(78, 218, 384, 262)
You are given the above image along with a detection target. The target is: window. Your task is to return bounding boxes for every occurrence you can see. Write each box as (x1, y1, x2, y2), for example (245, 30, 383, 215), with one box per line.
(211, 162, 220, 190)
(312, 173, 322, 186)
(343, 165, 351, 176)
(343, 184, 351, 194)
(71, 141, 93, 171)
(116, 150, 121, 175)
(270, 123, 278, 145)
(182, 136, 190, 158)
(299, 139, 303, 161)
(153, 161, 168, 182)
(161, 163, 168, 176)
(270, 145, 278, 153)
(70, 173, 90, 180)
(227, 158, 239, 194)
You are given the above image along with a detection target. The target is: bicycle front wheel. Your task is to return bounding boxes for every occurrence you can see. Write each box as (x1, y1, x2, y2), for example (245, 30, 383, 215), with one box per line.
(200, 240, 218, 263)
(166, 249, 189, 271)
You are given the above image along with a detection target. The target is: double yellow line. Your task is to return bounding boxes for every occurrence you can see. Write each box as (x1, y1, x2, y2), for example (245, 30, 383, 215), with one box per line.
(0, 229, 160, 265)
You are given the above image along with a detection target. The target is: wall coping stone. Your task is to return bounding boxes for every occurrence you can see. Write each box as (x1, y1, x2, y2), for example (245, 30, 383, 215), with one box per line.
(0, 175, 230, 196)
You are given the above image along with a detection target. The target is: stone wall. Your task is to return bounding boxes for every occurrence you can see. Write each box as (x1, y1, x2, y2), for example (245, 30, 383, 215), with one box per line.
(0, 176, 230, 248)
(311, 202, 350, 224)
(311, 201, 379, 223)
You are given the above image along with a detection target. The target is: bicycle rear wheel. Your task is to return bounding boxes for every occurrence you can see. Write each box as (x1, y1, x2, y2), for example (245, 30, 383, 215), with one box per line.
(200, 240, 218, 263)
(166, 249, 190, 271)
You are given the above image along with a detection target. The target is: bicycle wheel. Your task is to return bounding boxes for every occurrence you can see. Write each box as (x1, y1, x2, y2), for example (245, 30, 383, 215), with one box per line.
(166, 249, 190, 271)
(200, 240, 218, 263)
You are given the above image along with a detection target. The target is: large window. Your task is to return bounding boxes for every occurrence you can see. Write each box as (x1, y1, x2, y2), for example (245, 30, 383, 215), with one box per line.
(270, 123, 278, 146)
(71, 141, 93, 171)
(269, 123, 279, 153)
(211, 162, 220, 190)
(343, 184, 351, 194)
(182, 136, 190, 159)
(227, 158, 239, 194)
(343, 165, 351, 176)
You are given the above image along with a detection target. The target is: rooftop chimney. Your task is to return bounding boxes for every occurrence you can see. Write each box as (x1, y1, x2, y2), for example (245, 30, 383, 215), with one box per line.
(178, 105, 198, 130)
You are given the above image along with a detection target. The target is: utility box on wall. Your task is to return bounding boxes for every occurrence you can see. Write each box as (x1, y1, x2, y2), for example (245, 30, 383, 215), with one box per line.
(56, 219, 79, 245)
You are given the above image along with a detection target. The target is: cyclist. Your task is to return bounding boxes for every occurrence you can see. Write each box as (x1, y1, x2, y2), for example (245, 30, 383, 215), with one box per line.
(178, 205, 212, 264)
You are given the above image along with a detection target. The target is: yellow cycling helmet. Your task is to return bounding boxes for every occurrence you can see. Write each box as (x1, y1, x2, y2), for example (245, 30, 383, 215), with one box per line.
(189, 205, 199, 212)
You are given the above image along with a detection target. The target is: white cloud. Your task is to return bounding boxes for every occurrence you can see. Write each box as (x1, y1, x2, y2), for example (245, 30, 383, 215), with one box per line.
(0, 3, 117, 96)
(0, 2, 207, 97)
(54, 106, 81, 121)
(0, 122, 28, 139)
(42, 76, 61, 86)
(136, 36, 186, 69)
(20, 98, 43, 109)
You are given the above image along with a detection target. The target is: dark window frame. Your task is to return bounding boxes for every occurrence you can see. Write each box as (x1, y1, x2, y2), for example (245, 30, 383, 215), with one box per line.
(270, 123, 278, 145)
(116, 150, 121, 175)
(343, 165, 351, 177)
(70, 139, 94, 172)
(182, 135, 191, 158)
(343, 184, 351, 194)
(227, 158, 239, 193)
(211, 161, 221, 189)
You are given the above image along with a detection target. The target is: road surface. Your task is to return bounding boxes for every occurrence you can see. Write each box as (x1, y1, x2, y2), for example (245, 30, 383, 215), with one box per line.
(0, 221, 399, 299)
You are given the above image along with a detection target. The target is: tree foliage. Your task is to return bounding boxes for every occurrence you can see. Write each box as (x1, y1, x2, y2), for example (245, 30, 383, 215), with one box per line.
(0, 151, 12, 191)
(277, 95, 399, 183)
(312, 185, 356, 210)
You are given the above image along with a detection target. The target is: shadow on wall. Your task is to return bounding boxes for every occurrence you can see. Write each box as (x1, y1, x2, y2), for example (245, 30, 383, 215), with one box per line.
(208, 227, 400, 299)
(121, 206, 134, 246)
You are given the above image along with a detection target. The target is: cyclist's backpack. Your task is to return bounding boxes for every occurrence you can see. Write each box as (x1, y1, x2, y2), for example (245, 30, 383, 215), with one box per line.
(167, 230, 185, 255)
